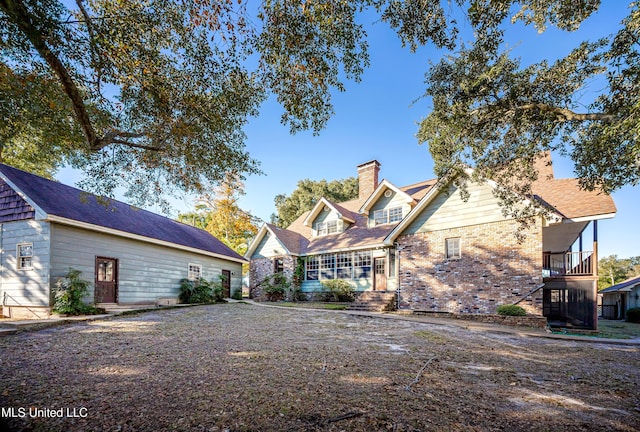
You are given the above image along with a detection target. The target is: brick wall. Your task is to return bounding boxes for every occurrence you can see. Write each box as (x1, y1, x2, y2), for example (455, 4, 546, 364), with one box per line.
(249, 255, 297, 301)
(397, 219, 543, 315)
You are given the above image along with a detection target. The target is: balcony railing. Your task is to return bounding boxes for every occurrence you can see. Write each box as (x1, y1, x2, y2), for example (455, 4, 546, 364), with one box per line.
(543, 251, 593, 278)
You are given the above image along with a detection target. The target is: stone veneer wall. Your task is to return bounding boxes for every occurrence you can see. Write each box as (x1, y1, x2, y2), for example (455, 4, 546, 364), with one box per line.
(397, 219, 543, 315)
(249, 255, 296, 301)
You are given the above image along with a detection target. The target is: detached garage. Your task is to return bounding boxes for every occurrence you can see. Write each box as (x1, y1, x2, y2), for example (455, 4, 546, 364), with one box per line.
(0, 164, 246, 319)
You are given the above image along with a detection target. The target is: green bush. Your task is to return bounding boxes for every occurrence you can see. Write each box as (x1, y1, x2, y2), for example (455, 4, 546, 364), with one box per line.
(179, 278, 224, 304)
(261, 274, 290, 301)
(496, 304, 527, 316)
(53, 268, 103, 315)
(627, 307, 640, 323)
(321, 279, 356, 302)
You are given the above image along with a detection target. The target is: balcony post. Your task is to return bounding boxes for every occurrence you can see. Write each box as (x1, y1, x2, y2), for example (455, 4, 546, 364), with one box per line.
(593, 220, 598, 278)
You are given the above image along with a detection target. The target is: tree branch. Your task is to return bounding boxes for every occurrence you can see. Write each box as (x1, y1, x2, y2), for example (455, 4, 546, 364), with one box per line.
(513, 103, 617, 122)
(0, 0, 101, 150)
(0, 0, 161, 153)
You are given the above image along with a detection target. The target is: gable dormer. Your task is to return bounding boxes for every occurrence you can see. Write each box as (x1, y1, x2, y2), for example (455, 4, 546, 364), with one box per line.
(359, 180, 415, 227)
(303, 198, 356, 237)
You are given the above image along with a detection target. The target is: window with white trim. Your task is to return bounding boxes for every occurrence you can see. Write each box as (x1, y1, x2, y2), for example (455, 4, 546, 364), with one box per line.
(336, 252, 353, 279)
(373, 206, 403, 225)
(315, 220, 338, 236)
(445, 238, 461, 259)
(306, 256, 319, 280)
(305, 250, 373, 281)
(188, 263, 202, 281)
(353, 250, 372, 279)
(17, 243, 33, 270)
(320, 254, 336, 279)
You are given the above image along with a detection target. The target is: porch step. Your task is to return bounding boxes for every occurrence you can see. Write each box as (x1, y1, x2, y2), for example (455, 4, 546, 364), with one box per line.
(348, 291, 397, 312)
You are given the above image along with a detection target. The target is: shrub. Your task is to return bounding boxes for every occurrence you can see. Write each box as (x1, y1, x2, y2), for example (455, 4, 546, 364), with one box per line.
(261, 274, 290, 301)
(496, 304, 527, 316)
(179, 278, 224, 304)
(53, 268, 103, 315)
(627, 307, 640, 323)
(321, 279, 356, 302)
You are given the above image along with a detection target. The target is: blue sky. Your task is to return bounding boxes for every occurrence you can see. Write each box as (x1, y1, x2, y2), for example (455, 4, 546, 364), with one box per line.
(57, 2, 638, 259)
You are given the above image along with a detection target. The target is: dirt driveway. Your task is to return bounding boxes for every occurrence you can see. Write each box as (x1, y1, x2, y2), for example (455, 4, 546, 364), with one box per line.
(1, 303, 638, 431)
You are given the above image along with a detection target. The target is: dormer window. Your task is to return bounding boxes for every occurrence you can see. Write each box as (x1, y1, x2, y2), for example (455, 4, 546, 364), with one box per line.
(373, 206, 403, 225)
(315, 220, 338, 236)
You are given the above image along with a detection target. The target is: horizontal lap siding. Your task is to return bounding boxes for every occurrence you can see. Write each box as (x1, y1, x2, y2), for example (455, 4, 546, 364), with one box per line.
(1, 220, 51, 307)
(406, 182, 505, 234)
(50, 224, 242, 303)
(252, 233, 286, 259)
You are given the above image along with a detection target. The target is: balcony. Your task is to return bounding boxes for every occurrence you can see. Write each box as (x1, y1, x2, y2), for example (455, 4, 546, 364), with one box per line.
(543, 251, 594, 278)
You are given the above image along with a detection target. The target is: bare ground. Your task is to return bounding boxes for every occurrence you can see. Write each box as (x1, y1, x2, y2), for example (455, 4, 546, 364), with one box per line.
(0, 303, 638, 431)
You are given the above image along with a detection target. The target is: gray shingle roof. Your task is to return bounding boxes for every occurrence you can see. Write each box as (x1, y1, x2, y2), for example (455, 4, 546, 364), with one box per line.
(0, 164, 245, 261)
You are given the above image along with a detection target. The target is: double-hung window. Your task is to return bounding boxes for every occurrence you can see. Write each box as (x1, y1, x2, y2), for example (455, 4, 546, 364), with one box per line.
(17, 243, 33, 270)
(445, 238, 461, 259)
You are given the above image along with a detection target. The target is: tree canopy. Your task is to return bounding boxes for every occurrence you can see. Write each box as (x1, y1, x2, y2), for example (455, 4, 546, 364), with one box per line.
(272, 177, 359, 228)
(598, 255, 640, 290)
(177, 173, 259, 255)
(2, 1, 637, 209)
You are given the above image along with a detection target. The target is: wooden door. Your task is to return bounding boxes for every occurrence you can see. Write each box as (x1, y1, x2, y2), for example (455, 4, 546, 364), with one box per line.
(96, 257, 118, 303)
(374, 258, 386, 291)
(221, 270, 231, 298)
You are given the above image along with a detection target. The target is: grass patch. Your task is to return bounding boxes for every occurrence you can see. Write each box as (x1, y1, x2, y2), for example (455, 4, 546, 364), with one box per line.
(594, 320, 640, 339)
(267, 302, 349, 310)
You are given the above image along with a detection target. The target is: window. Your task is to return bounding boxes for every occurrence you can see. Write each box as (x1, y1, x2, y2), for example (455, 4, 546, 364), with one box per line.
(373, 207, 403, 225)
(336, 252, 353, 279)
(315, 220, 338, 236)
(388, 207, 403, 223)
(273, 258, 284, 274)
(306, 250, 373, 281)
(353, 250, 372, 279)
(320, 254, 335, 279)
(389, 248, 396, 278)
(445, 238, 461, 259)
(306, 256, 319, 280)
(17, 243, 33, 270)
(188, 263, 202, 281)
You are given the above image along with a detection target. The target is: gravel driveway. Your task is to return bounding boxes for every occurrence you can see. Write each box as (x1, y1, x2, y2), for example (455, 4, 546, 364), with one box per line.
(1, 303, 638, 431)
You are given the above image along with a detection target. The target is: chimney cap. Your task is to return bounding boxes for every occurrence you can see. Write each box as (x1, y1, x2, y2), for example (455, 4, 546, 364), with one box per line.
(357, 160, 381, 170)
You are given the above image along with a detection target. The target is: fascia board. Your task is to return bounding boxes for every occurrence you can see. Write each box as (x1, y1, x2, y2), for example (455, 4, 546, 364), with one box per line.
(383, 177, 449, 245)
(0, 172, 48, 219)
(359, 179, 414, 214)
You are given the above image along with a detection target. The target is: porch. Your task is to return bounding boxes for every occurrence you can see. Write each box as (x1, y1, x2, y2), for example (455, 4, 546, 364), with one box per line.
(541, 220, 600, 330)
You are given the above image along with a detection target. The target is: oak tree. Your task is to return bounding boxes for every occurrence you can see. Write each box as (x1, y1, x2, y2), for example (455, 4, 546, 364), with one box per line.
(272, 177, 359, 228)
(2, 1, 637, 210)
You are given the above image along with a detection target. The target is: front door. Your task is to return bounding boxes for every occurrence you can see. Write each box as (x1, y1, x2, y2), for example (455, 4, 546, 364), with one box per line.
(221, 270, 231, 298)
(374, 258, 387, 291)
(96, 257, 118, 303)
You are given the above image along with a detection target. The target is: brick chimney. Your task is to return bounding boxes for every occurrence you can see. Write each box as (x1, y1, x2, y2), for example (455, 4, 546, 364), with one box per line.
(534, 151, 554, 183)
(357, 160, 380, 200)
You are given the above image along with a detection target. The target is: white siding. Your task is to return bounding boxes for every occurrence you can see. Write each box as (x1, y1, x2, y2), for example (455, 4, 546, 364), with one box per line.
(0, 220, 51, 307)
(405, 182, 506, 234)
(50, 224, 243, 303)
